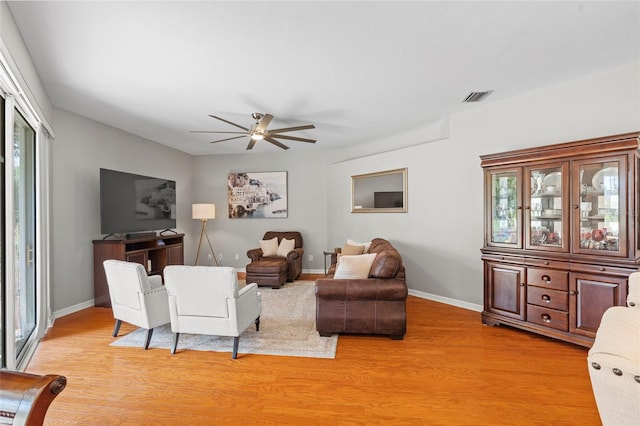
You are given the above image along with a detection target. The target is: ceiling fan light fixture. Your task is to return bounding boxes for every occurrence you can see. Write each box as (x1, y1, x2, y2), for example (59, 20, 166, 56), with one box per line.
(251, 132, 264, 140)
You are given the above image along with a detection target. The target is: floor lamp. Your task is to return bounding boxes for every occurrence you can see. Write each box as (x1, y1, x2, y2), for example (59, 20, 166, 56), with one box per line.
(192, 203, 219, 266)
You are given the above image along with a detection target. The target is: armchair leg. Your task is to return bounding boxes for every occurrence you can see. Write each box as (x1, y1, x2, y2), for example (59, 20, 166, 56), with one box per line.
(144, 328, 154, 350)
(171, 333, 180, 354)
(232, 336, 240, 359)
(255, 316, 260, 332)
(112, 319, 122, 337)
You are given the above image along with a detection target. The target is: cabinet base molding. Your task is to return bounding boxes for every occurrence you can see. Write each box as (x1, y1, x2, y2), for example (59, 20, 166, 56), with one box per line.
(481, 311, 594, 347)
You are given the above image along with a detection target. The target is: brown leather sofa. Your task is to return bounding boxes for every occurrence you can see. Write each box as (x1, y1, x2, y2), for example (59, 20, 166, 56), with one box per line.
(315, 238, 407, 339)
(246, 231, 304, 288)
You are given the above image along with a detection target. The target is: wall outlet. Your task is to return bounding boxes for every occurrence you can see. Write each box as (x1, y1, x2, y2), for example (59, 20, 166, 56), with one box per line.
(235, 254, 239, 260)
(207, 253, 213, 262)
(218, 253, 223, 261)
(309, 254, 313, 262)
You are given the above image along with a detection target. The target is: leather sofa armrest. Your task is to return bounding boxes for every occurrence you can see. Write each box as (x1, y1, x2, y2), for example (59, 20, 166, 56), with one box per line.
(315, 278, 407, 301)
(286, 247, 303, 262)
(247, 248, 263, 261)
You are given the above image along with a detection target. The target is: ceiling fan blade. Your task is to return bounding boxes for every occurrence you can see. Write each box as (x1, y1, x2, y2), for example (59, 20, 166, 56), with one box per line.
(265, 136, 290, 150)
(190, 130, 247, 134)
(266, 134, 316, 143)
(268, 124, 316, 134)
(246, 138, 258, 150)
(208, 115, 249, 131)
(210, 135, 248, 144)
(255, 113, 273, 132)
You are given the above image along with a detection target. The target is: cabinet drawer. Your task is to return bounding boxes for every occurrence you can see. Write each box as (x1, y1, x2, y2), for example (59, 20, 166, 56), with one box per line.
(527, 268, 568, 291)
(525, 258, 570, 270)
(570, 262, 636, 277)
(482, 253, 524, 265)
(527, 304, 569, 331)
(527, 286, 568, 311)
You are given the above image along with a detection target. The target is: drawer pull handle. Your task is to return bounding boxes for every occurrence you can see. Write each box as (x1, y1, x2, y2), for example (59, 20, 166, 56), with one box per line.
(541, 275, 551, 282)
(542, 294, 551, 303)
(600, 267, 605, 271)
(544, 261, 550, 265)
(541, 314, 552, 323)
(569, 290, 578, 296)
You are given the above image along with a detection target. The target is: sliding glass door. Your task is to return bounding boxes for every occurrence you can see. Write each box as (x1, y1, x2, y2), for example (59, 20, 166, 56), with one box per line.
(12, 110, 36, 359)
(1, 51, 49, 370)
(0, 95, 4, 367)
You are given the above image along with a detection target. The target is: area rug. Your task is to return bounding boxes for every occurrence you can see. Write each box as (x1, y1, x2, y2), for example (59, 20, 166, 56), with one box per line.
(110, 281, 338, 359)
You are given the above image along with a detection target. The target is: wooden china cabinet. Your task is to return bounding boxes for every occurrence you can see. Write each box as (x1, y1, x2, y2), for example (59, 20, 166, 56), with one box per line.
(480, 132, 639, 347)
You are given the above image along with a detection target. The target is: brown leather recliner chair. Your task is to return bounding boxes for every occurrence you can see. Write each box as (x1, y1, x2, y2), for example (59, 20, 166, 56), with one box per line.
(246, 231, 304, 288)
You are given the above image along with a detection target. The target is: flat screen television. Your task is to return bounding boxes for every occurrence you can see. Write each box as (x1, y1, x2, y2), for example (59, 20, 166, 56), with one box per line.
(100, 168, 176, 236)
(374, 191, 404, 208)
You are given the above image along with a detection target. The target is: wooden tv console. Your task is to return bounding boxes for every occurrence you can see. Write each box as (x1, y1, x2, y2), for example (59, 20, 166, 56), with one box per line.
(92, 234, 184, 308)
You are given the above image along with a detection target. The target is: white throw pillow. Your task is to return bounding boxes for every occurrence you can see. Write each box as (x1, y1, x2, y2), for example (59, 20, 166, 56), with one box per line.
(347, 238, 372, 253)
(277, 238, 296, 257)
(260, 237, 279, 256)
(333, 253, 377, 279)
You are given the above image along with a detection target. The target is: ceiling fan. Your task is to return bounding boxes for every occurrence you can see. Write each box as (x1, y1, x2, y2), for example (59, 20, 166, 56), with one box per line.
(190, 113, 316, 150)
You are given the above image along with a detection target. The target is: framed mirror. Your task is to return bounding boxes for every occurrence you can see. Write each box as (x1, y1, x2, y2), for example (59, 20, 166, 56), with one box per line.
(351, 168, 407, 213)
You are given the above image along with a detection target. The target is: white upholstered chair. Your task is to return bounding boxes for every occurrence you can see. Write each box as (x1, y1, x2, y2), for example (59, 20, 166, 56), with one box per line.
(163, 265, 262, 359)
(103, 260, 171, 349)
(587, 271, 640, 426)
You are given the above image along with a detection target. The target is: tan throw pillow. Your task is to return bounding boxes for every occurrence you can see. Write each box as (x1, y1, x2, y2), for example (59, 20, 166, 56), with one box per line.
(277, 238, 296, 257)
(260, 237, 279, 257)
(347, 239, 371, 253)
(333, 253, 377, 279)
(342, 243, 365, 256)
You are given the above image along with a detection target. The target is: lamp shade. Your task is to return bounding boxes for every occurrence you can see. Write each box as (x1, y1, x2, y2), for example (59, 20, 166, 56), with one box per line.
(192, 203, 216, 220)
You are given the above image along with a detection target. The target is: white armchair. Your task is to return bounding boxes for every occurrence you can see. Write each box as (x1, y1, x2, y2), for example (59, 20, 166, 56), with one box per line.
(103, 260, 171, 349)
(587, 271, 640, 426)
(163, 265, 262, 359)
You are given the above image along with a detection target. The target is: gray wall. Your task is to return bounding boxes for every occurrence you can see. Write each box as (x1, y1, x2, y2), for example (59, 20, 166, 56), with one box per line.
(0, 2, 53, 127)
(3, 4, 639, 314)
(50, 60, 640, 314)
(327, 61, 640, 307)
(51, 109, 195, 313)
(191, 151, 331, 270)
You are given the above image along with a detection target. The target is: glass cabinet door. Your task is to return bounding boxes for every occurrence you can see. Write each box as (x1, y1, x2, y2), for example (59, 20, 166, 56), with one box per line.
(487, 168, 521, 247)
(525, 163, 569, 252)
(573, 156, 627, 257)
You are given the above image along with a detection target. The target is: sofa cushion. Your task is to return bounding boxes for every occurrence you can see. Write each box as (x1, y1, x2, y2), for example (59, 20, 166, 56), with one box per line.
(347, 239, 371, 253)
(342, 243, 365, 255)
(260, 237, 279, 257)
(369, 250, 402, 278)
(334, 253, 377, 279)
(277, 238, 296, 257)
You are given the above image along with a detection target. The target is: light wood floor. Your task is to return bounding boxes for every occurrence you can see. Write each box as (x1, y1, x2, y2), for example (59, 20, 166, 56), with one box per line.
(27, 288, 601, 425)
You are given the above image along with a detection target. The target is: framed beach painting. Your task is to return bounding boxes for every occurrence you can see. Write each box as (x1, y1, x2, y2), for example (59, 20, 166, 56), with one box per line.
(228, 171, 288, 218)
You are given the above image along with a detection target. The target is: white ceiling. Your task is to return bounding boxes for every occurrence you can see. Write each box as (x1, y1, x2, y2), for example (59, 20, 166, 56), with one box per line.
(7, 1, 640, 155)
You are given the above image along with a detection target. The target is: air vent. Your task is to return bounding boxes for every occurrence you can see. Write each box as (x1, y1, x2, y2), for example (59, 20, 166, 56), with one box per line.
(462, 90, 494, 103)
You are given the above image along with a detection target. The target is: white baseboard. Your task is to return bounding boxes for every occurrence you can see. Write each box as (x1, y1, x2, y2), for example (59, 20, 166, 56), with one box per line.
(53, 299, 95, 319)
(52, 282, 481, 320)
(408, 288, 483, 312)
